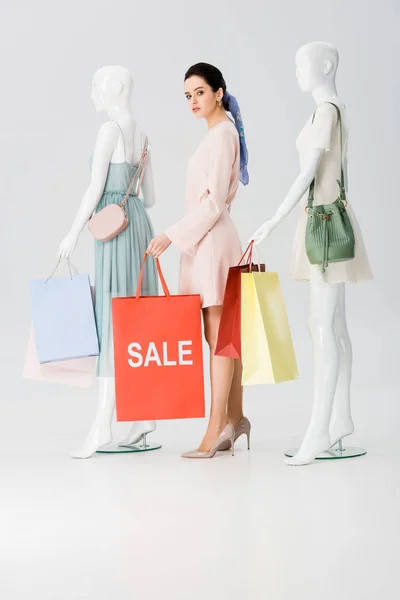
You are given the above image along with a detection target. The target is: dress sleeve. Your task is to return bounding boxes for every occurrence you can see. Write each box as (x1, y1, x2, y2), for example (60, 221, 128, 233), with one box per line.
(165, 127, 237, 253)
(309, 103, 338, 151)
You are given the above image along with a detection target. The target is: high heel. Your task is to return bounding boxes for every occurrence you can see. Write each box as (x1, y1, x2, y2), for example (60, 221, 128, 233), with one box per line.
(181, 423, 235, 459)
(219, 417, 251, 451)
(118, 421, 156, 448)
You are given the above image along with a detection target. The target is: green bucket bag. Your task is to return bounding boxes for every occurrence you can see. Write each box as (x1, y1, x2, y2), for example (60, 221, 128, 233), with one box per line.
(305, 103, 355, 273)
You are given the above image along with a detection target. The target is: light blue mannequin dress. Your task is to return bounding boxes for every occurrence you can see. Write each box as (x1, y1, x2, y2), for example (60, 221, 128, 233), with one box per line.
(92, 125, 158, 376)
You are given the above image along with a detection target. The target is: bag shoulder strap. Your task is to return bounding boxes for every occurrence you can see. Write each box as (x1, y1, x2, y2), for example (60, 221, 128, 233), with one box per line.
(121, 134, 149, 209)
(307, 102, 346, 211)
(112, 122, 127, 162)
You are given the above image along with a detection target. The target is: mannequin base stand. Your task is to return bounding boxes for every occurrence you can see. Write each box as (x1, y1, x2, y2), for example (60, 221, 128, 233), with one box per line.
(284, 439, 367, 461)
(96, 433, 162, 454)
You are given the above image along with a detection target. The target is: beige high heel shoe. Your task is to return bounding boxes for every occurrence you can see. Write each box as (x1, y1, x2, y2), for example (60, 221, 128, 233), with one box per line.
(181, 423, 235, 458)
(219, 417, 251, 451)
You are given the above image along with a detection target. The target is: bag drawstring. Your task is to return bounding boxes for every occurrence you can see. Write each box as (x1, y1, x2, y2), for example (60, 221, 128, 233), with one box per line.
(322, 217, 329, 273)
(317, 211, 333, 273)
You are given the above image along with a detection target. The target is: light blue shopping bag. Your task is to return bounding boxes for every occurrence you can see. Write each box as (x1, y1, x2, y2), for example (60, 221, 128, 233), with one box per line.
(29, 262, 99, 364)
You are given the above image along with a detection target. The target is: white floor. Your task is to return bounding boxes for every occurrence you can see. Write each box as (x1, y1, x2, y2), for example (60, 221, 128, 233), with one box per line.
(1, 386, 399, 600)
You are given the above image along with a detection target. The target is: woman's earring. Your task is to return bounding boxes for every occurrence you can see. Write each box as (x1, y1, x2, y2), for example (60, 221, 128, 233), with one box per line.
(217, 99, 222, 108)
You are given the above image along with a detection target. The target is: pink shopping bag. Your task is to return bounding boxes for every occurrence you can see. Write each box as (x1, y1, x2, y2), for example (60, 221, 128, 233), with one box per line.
(24, 326, 96, 388)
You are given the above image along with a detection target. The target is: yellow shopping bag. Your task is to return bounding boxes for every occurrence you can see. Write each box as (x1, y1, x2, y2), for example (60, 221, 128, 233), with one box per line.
(241, 271, 298, 385)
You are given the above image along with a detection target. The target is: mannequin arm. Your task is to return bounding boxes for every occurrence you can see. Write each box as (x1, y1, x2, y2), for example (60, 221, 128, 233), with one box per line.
(58, 122, 118, 258)
(251, 148, 324, 245)
(141, 141, 155, 208)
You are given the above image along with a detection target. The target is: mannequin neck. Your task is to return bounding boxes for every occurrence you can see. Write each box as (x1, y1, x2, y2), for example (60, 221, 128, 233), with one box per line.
(106, 99, 133, 123)
(311, 81, 340, 107)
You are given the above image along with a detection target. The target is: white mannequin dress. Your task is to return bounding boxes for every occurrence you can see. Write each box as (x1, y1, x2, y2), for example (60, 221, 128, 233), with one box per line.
(291, 103, 373, 284)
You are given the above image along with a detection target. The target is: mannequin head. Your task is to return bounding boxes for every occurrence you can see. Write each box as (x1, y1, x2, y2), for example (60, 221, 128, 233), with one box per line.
(295, 42, 339, 92)
(91, 66, 133, 112)
(184, 62, 227, 120)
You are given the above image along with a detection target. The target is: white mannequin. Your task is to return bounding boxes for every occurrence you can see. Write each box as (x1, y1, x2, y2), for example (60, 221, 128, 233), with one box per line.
(251, 43, 355, 466)
(58, 66, 157, 458)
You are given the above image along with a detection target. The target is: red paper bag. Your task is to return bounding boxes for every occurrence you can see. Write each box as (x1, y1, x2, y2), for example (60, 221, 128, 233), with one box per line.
(215, 241, 265, 359)
(112, 255, 205, 421)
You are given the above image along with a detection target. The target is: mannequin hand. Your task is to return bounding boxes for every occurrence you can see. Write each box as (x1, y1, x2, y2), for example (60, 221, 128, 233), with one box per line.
(250, 220, 275, 246)
(146, 233, 171, 259)
(58, 231, 79, 260)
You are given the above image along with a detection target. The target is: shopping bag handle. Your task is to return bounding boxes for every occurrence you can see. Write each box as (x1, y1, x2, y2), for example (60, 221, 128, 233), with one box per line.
(238, 241, 266, 272)
(237, 240, 254, 267)
(45, 258, 79, 283)
(136, 253, 171, 300)
(252, 244, 265, 272)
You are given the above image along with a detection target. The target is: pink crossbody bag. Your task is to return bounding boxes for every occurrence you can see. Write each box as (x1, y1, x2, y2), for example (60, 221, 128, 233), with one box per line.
(88, 130, 149, 242)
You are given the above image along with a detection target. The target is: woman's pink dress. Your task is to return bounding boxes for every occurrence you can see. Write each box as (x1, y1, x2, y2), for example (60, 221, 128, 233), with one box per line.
(165, 121, 242, 308)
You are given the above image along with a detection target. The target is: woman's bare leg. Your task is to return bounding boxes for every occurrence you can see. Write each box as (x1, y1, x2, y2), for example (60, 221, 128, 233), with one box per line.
(198, 305, 235, 452)
(226, 359, 244, 425)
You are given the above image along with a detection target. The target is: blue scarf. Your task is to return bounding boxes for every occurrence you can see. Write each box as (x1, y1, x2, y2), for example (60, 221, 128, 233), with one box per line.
(224, 91, 249, 186)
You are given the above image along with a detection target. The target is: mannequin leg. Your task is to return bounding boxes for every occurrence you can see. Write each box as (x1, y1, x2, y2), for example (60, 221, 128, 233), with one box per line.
(197, 306, 234, 452)
(71, 334, 157, 456)
(285, 282, 342, 466)
(329, 285, 354, 446)
(71, 376, 115, 459)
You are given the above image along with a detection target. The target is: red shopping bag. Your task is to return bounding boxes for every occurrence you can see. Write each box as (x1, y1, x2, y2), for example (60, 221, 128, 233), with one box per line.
(215, 241, 265, 359)
(112, 255, 205, 421)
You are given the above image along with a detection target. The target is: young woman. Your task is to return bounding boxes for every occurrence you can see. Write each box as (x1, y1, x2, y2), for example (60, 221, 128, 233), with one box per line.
(146, 62, 250, 458)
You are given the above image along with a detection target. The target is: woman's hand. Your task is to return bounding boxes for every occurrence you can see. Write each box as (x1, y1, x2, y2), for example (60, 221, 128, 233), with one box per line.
(146, 233, 172, 258)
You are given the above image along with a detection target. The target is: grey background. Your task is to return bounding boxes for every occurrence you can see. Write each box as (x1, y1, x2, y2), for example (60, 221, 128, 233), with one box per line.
(0, 0, 398, 451)
(0, 2, 399, 599)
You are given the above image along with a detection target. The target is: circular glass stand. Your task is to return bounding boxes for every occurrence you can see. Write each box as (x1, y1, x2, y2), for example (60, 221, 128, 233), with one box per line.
(96, 433, 162, 454)
(284, 440, 367, 460)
